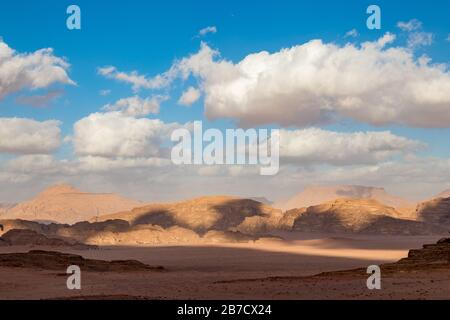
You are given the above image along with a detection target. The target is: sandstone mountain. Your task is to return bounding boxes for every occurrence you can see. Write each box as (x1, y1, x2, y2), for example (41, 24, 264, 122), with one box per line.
(1, 187, 448, 247)
(94, 196, 284, 235)
(2, 184, 144, 224)
(0, 195, 283, 246)
(286, 198, 447, 235)
(275, 185, 415, 216)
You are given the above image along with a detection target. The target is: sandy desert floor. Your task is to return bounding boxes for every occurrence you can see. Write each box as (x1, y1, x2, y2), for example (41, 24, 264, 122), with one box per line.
(0, 233, 448, 300)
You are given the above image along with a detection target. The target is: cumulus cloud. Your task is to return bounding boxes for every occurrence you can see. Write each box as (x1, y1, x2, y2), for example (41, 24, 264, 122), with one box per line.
(102, 95, 167, 116)
(178, 86, 201, 106)
(407, 31, 433, 48)
(397, 19, 422, 32)
(396, 19, 433, 49)
(198, 26, 217, 37)
(15, 89, 64, 107)
(99, 89, 111, 96)
(75, 155, 171, 172)
(279, 128, 423, 165)
(147, 35, 450, 128)
(0, 39, 74, 100)
(344, 29, 358, 38)
(73, 112, 181, 158)
(5, 154, 60, 174)
(97, 66, 172, 92)
(0, 118, 61, 154)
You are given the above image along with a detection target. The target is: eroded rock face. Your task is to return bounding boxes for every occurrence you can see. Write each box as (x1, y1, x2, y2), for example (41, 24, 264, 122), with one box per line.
(291, 199, 447, 235)
(94, 196, 283, 235)
(397, 238, 450, 266)
(0, 250, 164, 272)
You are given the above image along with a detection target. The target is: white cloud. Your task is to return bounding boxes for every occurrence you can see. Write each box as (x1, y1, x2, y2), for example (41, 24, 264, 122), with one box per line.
(98, 66, 172, 92)
(99, 89, 111, 96)
(344, 29, 358, 38)
(102, 95, 167, 116)
(447, 34, 450, 42)
(407, 32, 433, 48)
(75, 156, 171, 172)
(5, 154, 59, 174)
(149, 35, 450, 128)
(0, 39, 74, 100)
(73, 112, 181, 158)
(178, 87, 201, 106)
(397, 19, 422, 32)
(279, 128, 423, 165)
(0, 118, 61, 154)
(199, 26, 217, 37)
(396, 19, 433, 49)
(15, 89, 63, 107)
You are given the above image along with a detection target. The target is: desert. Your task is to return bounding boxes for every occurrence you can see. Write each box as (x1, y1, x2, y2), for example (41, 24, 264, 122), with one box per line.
(0, 184, 449, 300)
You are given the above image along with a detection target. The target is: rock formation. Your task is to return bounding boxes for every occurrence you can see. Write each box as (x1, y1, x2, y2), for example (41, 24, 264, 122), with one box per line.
(0, 250, 164, 272)
(288, 199, 447, 235)
(94, 196, 283, 235)
(0, 229, 94, 250)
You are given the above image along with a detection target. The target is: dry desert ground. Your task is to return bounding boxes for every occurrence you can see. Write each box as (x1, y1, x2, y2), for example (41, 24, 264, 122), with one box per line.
(1, 233, 448, 300)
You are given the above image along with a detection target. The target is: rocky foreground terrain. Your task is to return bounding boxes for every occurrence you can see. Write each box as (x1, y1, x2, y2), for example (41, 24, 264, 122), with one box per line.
(0, 250, 164, 272)
(0, 236, 447, 299)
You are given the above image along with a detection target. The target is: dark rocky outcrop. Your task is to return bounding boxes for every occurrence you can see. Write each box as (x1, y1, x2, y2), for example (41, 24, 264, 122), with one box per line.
(395, 237, 450, 267)
(0, 250, 164, 272)
(0, 229, 95, 250)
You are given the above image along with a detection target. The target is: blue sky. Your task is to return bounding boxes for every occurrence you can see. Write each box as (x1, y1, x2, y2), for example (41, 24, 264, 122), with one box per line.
(1, 0, 449, 148)
(0, 0, 449, 202)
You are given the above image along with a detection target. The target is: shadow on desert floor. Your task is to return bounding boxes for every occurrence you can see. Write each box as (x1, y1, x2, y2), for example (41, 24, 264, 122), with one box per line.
(1, 240, 449, 300)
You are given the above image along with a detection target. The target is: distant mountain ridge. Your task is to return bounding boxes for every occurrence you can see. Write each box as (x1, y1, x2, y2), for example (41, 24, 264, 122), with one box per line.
(275, 185, 415, 216)
(1, 184, 144, 224)
(285, 198, 446, 235)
